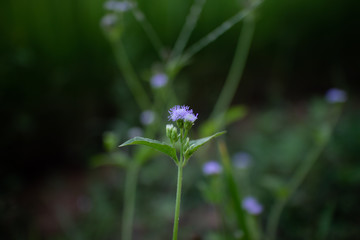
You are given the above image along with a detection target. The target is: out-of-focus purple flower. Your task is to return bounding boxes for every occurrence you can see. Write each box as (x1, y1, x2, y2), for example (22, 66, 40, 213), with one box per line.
(100, 14, 118, 29)
(325, 88, 347, 103)
(150, 73, 168, 88)
(202, 161, 222, 175)
(140, 110, 155, 125)
(104, 1, 134, 12)
(127, 127, 143, 138)
(168, 105, 198, 123)
(242, 196, 263, 215)
(233, 152, 252, 169)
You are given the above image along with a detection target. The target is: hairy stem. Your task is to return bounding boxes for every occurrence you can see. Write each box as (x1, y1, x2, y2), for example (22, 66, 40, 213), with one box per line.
(172, 130, 184, 240)
(172, 164, 183, 240)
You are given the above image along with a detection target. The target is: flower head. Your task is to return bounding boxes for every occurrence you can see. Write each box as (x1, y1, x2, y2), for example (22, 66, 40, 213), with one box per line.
(325, 88, 347, 103)
(242, 196, 263, 215)
(168, 105, 198, 123)
(140, 110, 155, 125)
(100, 14, 118, 29)
(202, 161, 222, 175)
(233, 152, 252, 169)
(104, 0, 134, 12)
(127, 127, 143, 138)
(151, 73, 168, 88)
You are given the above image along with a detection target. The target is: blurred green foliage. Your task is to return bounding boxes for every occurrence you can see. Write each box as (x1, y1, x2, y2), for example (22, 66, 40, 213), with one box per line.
(0, 0, 360, 239)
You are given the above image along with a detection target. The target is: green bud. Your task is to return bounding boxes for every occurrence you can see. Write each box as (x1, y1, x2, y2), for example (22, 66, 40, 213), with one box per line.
(171, 127, 179, 142)
(184, 137, 190, 150)
(184, 145, 193, 160)
(166, 124, 174, 139)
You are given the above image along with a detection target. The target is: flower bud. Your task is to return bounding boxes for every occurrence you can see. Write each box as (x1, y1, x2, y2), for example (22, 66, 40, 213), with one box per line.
(166, 124, 174, 139)
(171, 127, 179, 142)
(184, 137, 190, 150)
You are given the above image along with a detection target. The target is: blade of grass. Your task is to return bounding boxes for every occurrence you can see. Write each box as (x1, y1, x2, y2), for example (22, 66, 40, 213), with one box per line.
(218, 140, 251, 240)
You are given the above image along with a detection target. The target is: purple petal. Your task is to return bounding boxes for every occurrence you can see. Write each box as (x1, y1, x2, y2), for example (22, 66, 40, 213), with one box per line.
(242, 196, 263, 215)
(202, 161, 222, 175)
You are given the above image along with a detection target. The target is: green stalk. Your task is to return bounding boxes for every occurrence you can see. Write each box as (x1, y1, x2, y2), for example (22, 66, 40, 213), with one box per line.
(218, 140, 251, 240)
(172, 164, 183, 240)
(121, 161, 140, 240)
(172, 129, 184, 240)
(171, 0, 207, 59)
(131, 6, 165, 61)
(111, 39, 151, 110)
(183, 0, 261, 61)
(211, 14, 255, 120)
(266, 106, 343, 240)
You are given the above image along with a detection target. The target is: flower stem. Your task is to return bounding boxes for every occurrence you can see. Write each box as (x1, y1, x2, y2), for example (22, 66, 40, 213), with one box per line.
(183, 0, 262, 61)
(171, 0, 207, 59)
(172, 129, 184, 240)
(111, 39, 151, 110)
(121, 161, 139, 240)
(210, 13, 255, 121)
(131, 6, 165, 61)
(172, 164, 183, 240)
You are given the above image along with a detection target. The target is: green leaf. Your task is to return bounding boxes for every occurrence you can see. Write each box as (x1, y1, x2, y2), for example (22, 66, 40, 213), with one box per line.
(185, 131, 226, 159)
(119, 137, 178, 162)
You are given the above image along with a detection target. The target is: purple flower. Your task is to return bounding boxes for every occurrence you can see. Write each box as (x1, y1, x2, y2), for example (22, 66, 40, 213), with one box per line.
(127, 127, 143, 138)
(233, 152, 252, 169)
(104, 1, 134, 12)
(168, 105, 198, 123)
(325, 88, 347, 103)
(100, 14, 118, 28)
(242, 196, 263, 215)
(150, 73, 168, 88)
(202, 161, 222, 175)
(140, 110, 155, 125)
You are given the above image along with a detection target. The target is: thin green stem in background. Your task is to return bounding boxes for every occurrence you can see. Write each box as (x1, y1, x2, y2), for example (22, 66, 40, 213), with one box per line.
(211, 14, 255, 121)
(121, 161, 140, 240)
(218, 140, 251, 240)
(131, 3, 165, 61)
(183, 0, 262, 61)
(266, 106, 343, 240)
(112, 40, 151, 110)
(171, 0, 207, 59)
